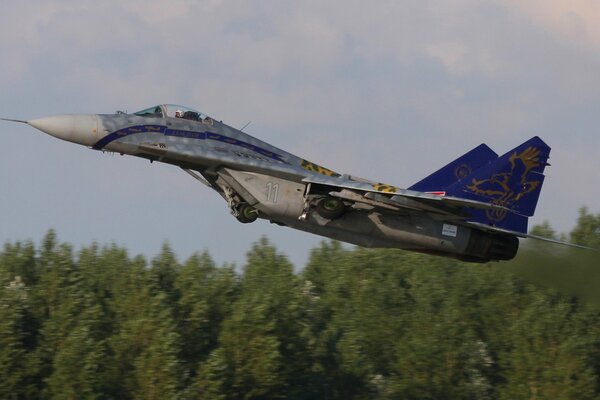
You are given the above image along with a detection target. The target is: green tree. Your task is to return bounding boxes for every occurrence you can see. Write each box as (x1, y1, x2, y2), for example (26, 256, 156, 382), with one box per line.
(498, 293, 597, 399)
(0, 241, 38, 285)
(45, 301, 116, 399)
(195, 238, 312, 399)
(131, 296, 182, 400)
(529, 221, 557, 239)
(109, 268, 182, 399)
(571, 207, 600, 248)
(34, 237, 87, 391)
(2, 209, 600, 399)
(175, 252, 239, 387)
(149, 242, 180, 306)
(0, 272, 40, 399)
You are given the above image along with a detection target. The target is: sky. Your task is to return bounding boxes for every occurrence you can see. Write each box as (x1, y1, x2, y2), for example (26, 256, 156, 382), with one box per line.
(0, 0, 598, 269)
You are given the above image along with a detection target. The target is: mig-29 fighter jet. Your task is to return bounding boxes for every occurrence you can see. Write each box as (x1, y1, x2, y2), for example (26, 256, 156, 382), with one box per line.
(1, 104, 560, 262)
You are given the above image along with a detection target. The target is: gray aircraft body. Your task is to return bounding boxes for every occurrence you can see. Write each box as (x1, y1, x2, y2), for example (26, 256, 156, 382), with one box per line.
(1, 104, 564, 262)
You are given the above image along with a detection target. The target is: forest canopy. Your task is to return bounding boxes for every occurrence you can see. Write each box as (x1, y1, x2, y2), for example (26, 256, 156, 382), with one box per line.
(1, 207, 599, 399)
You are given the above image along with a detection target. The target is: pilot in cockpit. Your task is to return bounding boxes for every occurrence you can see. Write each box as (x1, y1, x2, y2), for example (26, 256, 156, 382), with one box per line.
(175, 110, 183, 118)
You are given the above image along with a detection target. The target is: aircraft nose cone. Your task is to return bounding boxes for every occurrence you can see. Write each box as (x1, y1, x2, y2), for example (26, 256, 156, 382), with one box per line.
(28, 115, 98, 146)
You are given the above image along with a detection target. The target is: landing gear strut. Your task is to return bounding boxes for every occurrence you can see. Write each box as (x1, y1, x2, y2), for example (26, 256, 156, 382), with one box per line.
(219, 183, 259, 224)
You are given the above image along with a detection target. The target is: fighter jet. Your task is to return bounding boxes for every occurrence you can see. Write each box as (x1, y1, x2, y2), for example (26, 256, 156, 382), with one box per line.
(0, 104, 565, 262)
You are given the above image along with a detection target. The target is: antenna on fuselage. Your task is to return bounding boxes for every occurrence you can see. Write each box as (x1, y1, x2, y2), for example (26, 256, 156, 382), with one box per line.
(0, 117, 28, 124)
(240, 121, 252, 131)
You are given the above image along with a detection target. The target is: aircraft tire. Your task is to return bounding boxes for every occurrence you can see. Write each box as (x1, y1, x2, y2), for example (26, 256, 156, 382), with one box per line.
(236, 204, 259, 224)
(316, 197, 345, 220)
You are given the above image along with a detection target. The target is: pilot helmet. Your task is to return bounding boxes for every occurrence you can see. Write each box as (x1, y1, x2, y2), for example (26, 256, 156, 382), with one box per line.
(175, 110, 183, 117)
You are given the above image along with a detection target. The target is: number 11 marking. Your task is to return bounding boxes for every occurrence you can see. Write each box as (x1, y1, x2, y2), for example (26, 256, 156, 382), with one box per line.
(266, 182, 279, 203)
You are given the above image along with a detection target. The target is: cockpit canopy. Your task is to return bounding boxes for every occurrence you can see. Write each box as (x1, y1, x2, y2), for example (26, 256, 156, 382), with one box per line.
(132, 104, 212, 122)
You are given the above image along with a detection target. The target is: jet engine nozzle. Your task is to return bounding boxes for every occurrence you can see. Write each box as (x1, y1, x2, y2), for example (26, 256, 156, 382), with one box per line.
(28, 115, 98, 146)
(461, 231, 519, 262)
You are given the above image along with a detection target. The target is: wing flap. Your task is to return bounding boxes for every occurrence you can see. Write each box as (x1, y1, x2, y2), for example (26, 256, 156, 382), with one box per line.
(329, 190, 407, 211)
(303, 175, 517, 217)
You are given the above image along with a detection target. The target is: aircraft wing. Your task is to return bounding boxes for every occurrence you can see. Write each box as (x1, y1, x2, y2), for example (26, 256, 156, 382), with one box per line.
(302, 175, 516, 217)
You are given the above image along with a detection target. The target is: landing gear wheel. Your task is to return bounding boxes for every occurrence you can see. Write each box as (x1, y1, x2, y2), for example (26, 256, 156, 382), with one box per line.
(316, 197, 345, 220)
(236, 204, 259, 224)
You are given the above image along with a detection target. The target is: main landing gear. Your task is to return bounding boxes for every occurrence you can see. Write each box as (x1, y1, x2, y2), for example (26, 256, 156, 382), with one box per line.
(315, 197, 345, 220)
(236, 204, 259, 224)
(220, 184, 259, 224)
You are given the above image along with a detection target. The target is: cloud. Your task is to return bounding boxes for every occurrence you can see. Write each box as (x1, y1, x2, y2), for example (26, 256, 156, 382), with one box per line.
(426, 42, 500, 77)
(504, 0, 600, 52)
(1, 0, 599, 266)
(0, 3, 62, 84)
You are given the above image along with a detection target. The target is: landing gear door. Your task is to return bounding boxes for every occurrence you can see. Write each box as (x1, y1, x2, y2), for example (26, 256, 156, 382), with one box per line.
(223, 169, 306, 219)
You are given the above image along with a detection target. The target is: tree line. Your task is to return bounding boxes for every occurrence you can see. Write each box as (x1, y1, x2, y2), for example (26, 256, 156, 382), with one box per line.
(1, 207, 599, 399)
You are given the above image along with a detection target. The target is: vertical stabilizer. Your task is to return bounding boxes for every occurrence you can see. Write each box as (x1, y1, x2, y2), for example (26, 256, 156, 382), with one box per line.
(445, 137, 551, 233)
(409, 144, 498, 192)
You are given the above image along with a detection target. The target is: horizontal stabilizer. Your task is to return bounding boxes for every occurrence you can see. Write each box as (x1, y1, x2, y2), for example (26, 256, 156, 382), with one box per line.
(467, 221, 598, 251)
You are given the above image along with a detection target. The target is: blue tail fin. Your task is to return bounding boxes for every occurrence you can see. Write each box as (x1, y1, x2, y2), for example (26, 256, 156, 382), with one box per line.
(445, 136, 551, 233)
(408, 144, 498, 192)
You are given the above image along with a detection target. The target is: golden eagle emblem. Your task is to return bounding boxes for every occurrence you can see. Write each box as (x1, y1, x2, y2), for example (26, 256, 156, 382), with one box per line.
(466, 146, 542, 221)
